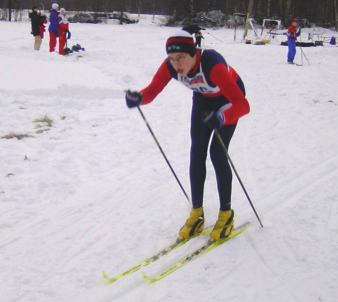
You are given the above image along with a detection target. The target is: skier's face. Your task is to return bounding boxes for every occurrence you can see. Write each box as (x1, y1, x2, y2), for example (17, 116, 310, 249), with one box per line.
(168, 52, 196, 75)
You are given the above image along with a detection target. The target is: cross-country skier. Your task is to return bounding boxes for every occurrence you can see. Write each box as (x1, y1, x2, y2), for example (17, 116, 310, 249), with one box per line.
(287, 18, 301, 64)
(48, 3, 59, 52)
(194, 31, 204, 47)
(125, 30, 250, 242)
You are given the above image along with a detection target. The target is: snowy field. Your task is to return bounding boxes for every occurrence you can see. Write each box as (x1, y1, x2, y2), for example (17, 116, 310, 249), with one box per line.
(1, 16, 338, 302)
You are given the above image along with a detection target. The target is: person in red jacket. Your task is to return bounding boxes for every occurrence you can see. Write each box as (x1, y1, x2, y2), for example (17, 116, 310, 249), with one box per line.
(39, 13, 47, 40)
(125, 30, 250, 242)
(58, 8, 69, 55)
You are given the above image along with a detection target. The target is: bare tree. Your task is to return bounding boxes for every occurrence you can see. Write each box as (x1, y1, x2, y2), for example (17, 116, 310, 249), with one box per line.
(243, 0, 255, 38)
(334, 0, 338, 30)
(137, 0, 142, 15)
(267, 0, 272, 17)
(8, 0, 12, 21)
(7, 0, 21, 21)
(286, 0, 293, 19)
(0, 0, 337, 29)
(189, 0, 194, 16)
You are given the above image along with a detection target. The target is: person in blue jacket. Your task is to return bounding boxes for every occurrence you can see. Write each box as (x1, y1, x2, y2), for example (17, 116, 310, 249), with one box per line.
(287, 18, 301, 64)
(48, 3, 59, 52)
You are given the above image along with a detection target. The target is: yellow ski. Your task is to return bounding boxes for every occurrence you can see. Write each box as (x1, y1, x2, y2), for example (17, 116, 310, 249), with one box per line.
(142, 222, 251, 284)
(102, 226, 213, 284)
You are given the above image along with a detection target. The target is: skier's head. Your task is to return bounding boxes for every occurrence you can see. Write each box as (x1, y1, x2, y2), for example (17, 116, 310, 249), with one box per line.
(166, 30, 197, 75)
(166, 30, 196, 57)
(59, 8, 66, 15)
(51, 3, 59, 10)
(291, 18, 298, 27)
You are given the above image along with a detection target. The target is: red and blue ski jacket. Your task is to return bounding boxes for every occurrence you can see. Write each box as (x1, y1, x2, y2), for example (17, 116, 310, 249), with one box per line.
(140, 49, 250, 125)
(287, 25, 300, 41)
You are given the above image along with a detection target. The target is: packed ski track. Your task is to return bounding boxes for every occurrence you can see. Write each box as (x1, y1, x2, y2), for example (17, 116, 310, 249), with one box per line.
(0, 16, 338, 302)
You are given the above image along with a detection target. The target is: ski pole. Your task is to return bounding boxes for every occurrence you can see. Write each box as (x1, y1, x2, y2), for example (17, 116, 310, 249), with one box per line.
(136, 106, 191, 204)
(205, 31, 224, 43)
(214, 129, 264, 228)
(298, 29, 310, 65)
(299, 46, 310, 65)
(300, 45, 304, 65)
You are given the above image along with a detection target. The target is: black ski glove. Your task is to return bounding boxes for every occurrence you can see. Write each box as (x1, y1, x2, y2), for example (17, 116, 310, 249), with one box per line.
(125, 90, 143, 108)
(203, 111, 225, 129)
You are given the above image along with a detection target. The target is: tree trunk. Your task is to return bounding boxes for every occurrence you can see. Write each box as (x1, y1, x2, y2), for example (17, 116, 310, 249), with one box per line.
(138, 0, 142, 16)
(334, 0, 338, 30)
(248, 0, 255, 15)
(8, 0, 12, 21)
(243, 0, 254, 39)
(286, 0, 293, 20)
(189, 0, 194, 17)
(267, 0, 271, 17)
(152, 0, 156, 21)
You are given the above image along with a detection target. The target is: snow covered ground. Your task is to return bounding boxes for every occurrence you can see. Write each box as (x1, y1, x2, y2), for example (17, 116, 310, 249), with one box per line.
(0, 17, 338, 302)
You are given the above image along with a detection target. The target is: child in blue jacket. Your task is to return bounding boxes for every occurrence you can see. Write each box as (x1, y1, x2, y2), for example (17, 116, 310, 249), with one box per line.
(287, 18, 301, 64)
(48, 3, 59, 52)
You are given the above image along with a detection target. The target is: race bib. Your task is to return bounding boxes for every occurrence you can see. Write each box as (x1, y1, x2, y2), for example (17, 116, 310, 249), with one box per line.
(177, 70, 220, 94)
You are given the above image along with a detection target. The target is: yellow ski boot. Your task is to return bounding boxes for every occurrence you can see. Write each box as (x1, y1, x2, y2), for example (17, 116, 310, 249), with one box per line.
(209, 209, 234, 242)
(178, 207, 204, 240)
